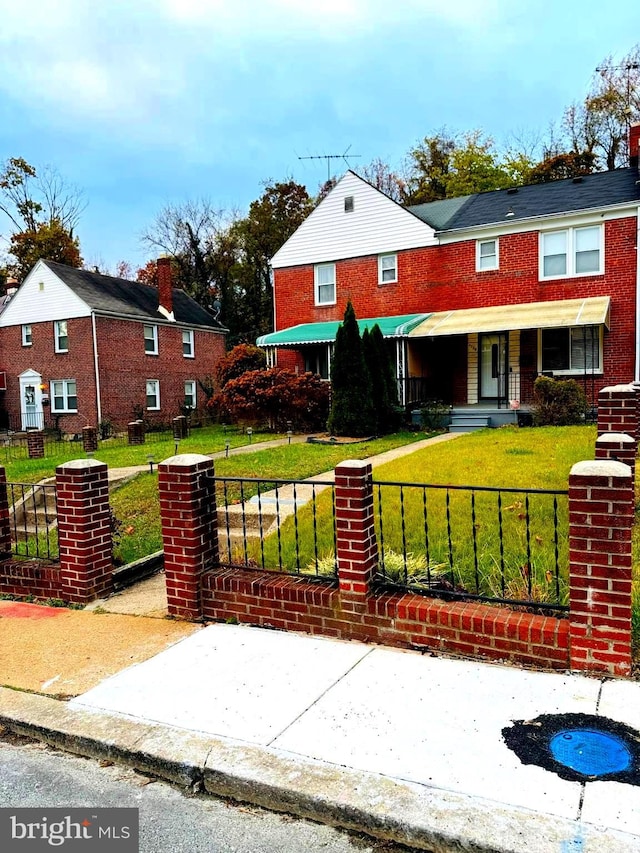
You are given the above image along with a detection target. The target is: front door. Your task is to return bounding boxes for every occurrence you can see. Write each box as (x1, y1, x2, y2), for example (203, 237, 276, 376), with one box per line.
(479, 334, 507, 400)
(19, 370, 43, 430)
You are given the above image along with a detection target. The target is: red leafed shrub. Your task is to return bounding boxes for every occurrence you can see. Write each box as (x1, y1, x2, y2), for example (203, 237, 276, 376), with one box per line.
(216, 344, 267, 388)
(209, 368, 330, 431)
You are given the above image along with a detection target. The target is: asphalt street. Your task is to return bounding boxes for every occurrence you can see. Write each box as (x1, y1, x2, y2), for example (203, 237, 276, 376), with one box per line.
(0, 735, 418, 853)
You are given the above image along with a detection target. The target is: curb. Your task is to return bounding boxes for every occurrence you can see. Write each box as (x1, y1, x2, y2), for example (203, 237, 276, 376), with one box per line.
(1, 688, 638, 853)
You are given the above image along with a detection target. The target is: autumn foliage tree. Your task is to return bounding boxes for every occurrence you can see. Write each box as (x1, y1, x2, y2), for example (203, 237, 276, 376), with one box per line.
(216, 343, 267, 388)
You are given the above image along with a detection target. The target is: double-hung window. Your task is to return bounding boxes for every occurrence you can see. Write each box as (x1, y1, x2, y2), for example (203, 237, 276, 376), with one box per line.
(378, 254, 397, 284)
(144, 324, 158, 355)
(314, 263, 336, 306)
(146, 380, 160, 410)
(54, 320, 68, 353)
(184, 380, 196, 409)
(21, 324, 32, 347)
(51, 380, 77, 413)
(182, 329, 194, 358)
(540, 225, 602, 279)
(540, 326, 601, 374)
(476, 239, 499, 271)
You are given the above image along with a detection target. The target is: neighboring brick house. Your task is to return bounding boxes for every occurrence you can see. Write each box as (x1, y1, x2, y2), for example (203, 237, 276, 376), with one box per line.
(0, 257, 227, 433)
(260, 124, 640, 421)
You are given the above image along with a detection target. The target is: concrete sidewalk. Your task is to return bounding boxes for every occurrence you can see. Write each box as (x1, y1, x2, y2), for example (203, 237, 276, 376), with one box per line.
(1, 622, 639, 851)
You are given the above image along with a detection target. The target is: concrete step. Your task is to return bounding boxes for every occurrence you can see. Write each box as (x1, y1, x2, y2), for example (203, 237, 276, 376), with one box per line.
(449, 416, 491, 432)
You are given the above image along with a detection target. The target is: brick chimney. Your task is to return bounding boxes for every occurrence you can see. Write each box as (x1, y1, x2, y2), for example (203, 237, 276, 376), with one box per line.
(630, 122, 640, 171)
(157, 255, 173, 317)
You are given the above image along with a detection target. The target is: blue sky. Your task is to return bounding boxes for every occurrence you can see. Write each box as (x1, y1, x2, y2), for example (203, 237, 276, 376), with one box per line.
(1, 0, 639, 272)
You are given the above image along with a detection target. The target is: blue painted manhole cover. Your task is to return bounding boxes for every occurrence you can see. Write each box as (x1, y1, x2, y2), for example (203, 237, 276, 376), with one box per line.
(503, 713, 640, 784)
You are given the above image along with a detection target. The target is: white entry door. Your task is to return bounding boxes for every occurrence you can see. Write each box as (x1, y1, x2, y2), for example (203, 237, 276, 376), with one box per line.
(479, 334, 507, 400)
(19, 370, 43, 430)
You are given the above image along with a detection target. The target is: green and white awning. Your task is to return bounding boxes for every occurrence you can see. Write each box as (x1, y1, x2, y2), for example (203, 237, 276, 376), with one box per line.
(257, 313, 430, 347)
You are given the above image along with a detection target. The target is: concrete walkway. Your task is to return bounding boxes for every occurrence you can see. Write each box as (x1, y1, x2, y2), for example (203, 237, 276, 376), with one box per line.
(1, 621, 639, 851)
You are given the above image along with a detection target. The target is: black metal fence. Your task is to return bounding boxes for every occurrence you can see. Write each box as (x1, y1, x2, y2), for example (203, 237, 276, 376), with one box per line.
(7, 481, 59, 560)
(213, 475, 337, 578)
(373, 480, 568, 612)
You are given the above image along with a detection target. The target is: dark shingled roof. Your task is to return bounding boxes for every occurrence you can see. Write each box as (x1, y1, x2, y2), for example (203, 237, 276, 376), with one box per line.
(405, 168, 640, 232)
(44, 260, 226, 331)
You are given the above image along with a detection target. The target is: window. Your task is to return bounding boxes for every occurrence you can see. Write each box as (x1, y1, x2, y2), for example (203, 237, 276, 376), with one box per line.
(540, 225, 602, 279)
(184, 380, 196, 409)
(54, 320, 68, 353)
(378, 254, 397, 284)
(540, 326, 601, 374)
(476, 239, 499, 271)
(51, 380, 77, 413)
(304, 346, 330, 380)
(314, 263, 336, 306)
(182, 329, 194, 358)
(21, 324, 32, 347)
(146, 380, 160, 410)
(144, 324, 158, 355)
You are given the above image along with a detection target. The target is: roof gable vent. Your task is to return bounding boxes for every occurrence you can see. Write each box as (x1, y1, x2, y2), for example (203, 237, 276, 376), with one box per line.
(344, 196, 354, 213)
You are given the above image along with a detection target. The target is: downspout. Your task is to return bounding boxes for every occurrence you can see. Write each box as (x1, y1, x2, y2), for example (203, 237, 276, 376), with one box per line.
(91, 312, 102, 425)
(636, 204, 640, 382)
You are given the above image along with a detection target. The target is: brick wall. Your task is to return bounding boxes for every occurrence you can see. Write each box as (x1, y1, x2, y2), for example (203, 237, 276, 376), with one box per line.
(160, 451, 635, 676)
(95, 317, 226, 429)
(1, 315, 227, 433)
(273, 217, 637, 393)
(0, 460, 114, 605)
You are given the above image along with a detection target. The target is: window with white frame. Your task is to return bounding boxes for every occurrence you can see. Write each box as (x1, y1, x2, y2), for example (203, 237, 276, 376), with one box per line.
(378, 253, 397, 284)
(51, 379, 77, 413)
(540, 225, 602, 279)
(146, 379, 160, 410)
(476, 239, 499, 271)
(540, 325, 602, 374)
(54, 320, 68, 352)
(314, 263, 336, 306)
(184, 380, 196, 409)
(21, 324, 32, 346)
(144, 324, 158, 354)
(182, 329, 194, 358)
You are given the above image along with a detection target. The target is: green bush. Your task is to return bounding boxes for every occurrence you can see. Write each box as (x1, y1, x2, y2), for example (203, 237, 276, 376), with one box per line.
(327, 302, 376, 437)
(531, 376, 587, 426)
(420, 399, 450, 431)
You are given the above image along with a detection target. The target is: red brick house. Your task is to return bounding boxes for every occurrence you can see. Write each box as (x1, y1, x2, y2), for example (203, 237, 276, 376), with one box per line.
(0, 257, 227, 433)
(260, 124, 640, 426)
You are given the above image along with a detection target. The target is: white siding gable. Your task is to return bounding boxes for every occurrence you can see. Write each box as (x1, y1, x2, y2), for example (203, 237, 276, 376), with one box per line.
(271, 172, 437, 269)
(0, 260, 91, 327)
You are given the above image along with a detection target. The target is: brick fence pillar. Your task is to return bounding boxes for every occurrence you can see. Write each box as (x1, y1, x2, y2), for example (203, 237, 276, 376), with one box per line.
(172, 416, 188, 440)
(335, 460, 377, 611)
(56, 459, 113, 604)
(128, 420, 145, 445)
(158, 453, 218, 620)
(27, 430, 45, 459)
(595, 432, 636, 479)
(569, 460, 633, 677)
(597, 384, 638, 438)
(0, 467, 12, 559)
(82, 426, 98, 454)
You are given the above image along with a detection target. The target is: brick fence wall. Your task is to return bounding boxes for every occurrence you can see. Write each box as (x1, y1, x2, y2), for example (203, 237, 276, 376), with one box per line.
(159, 406, 637, 676)
(0, 459, 113, 604)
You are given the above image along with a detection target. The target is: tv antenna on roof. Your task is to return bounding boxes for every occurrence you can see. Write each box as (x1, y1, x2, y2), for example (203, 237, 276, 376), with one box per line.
(298, 145, 361, 181)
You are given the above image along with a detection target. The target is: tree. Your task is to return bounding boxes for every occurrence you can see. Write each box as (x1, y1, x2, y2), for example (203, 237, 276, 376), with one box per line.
(527, 150, 596, 184)
(0, 157, 84, 276)
(327, 302, 375, 437)
(404, 130, 523, 203)
(362, 325, 401, 435)
(216, 343, 267, 388)
(562, 45, 640, 170)
(356, 158, 407, 202)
